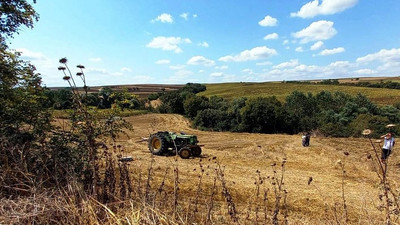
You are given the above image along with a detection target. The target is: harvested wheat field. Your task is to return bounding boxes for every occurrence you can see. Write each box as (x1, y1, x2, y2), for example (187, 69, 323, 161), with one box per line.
(111, 113, 400, 224)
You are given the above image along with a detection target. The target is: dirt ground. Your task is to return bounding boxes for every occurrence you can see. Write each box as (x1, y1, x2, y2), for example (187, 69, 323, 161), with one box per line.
(116, 113, 400, 224)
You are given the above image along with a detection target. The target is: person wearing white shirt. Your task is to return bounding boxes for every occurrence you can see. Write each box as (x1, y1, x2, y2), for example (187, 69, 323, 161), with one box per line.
(381, 132, 395, 161)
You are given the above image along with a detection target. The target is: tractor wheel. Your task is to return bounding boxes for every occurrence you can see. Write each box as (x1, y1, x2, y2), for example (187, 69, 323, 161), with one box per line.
(148, 133, 167, 155)
(178, 147, 191, 159)
(191, 146, 202, 157)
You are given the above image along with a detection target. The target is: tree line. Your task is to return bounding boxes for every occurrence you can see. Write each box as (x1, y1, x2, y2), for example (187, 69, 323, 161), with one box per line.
(43, 87, 143, 110)
(154, 86, 400, 138)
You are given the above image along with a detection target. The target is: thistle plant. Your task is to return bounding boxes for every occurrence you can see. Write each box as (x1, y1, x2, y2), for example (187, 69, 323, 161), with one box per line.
(57, 58, 132, 199)
(363, 129, 400, 224)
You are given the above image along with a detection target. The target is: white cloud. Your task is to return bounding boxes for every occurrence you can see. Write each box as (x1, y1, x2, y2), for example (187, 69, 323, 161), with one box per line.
(215, 65, 229, 70)
(355, 69, 376, 75)
(16, 48, 58, 85)
(293, 20, 337, 44)
(219, 46, 277, 62)
(175, 70, 193, 77)
(295, 47, 304, 52)
(169, 65, 186, 70)
(198, 42, 209, 47)
(146, 36, 191, 53)
(310, 41, 324, 51)
(283, 40, 289, 45)
(258, 15, 278, 27)
(357, 48, 400, 73)
(291, 0, 358, 18)
(319, 47, 345, 55)
(155, 59, 171, 64)
(121, 67, 132, 72)
(89, 57, 102, 62)
(256, 61, 272, 66)
(264, 33, 279, 40)
(329, 61, 351, 68)
(356, 48, 400, 63)
(193, 14, 198, 18)
(210, 72, 223, 77)
(242, 68, 254, 74)
(130, 75, 156, 84)
(111, 72, 123, 76)
(273, 59, 299, 69)
(151, 13, 173, 23)
(86, 67, 109, 74)
(17, 48, 47, 61)
(167, 69, 194, 83)
(180, 12, 189, 20)
(187, 56, 215, 66)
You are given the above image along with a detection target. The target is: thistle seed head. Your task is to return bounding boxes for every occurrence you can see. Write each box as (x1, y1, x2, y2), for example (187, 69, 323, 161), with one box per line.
(59, 58, 68, 64)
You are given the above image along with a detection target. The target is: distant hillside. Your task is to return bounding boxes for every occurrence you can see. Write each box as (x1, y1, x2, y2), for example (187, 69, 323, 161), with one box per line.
(48, 76, 400, 104)
(49, 84, 184, 99)
(199, 78, 400, 105)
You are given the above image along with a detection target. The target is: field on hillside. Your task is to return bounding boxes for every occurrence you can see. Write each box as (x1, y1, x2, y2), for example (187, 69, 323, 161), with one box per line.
(105, 113, 400, 224)
(200, 81, 400, 105)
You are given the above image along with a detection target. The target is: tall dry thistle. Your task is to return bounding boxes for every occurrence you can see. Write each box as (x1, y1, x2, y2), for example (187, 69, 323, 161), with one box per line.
(216, 162, 240, 224)
(362, 128, 400, 224)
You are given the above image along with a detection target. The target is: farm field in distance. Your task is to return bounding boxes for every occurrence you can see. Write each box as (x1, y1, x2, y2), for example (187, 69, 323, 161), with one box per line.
(49, 84, 184, 100)
(49, 76, 400, 105)
(199, 77, 400, 105)
(106, 113, 400, 224)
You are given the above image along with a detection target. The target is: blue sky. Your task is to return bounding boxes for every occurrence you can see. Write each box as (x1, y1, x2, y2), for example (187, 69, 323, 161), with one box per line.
(9, 0, 400, 87)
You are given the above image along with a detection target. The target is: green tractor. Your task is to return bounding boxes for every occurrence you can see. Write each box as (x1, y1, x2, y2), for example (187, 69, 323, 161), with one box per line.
(148, 131, 202, 159)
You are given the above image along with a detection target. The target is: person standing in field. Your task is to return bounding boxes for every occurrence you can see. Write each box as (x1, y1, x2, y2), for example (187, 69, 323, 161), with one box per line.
(381, 132, 395, 161)
(302, 132, 311, 147)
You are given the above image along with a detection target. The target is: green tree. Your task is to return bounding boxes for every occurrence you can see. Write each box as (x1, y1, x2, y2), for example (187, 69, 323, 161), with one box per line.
(227, 97, 247, 131)
(349, 114, 389, 138)
(98, 87, 113, 108)
(111, 90, 140, 110)
(159, 90, 185, 114)
(284, 91, 318, 133)
(193, 108, 230, 131)
(181, 82, 206, 94)
(0, 0, 56, 195)
(184, 95, 209, 119)
(240, 97, 282, 133)
(0, 0, 39, 44)
(51, 88, 73, 109)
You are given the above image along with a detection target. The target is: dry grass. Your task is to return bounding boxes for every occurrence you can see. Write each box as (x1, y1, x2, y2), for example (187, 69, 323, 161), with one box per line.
(2, 113, 400, 224)
(120, 114, 400, 224)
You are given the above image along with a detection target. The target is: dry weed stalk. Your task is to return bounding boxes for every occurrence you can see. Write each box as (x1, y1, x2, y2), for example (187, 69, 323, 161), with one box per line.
(270, 158, 287, 225)
(363, 129, 400, 224)
(153, 167, 169, 209)
(206, 176, 217, 225)
(254, 170, 263, 224)
(339, 160, 349, 224)
(173, 158, 179, 221)
(102, 145, 116, 203)
(263, 188, 270, 224)
(145, 156, 155, 204)
(216, 162, 240, 224)
(192, 159, 205, 220)
(245, 170, 263, 223)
